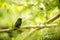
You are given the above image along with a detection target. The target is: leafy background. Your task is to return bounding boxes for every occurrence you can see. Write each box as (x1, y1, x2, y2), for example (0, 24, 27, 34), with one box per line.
(0, 0, 60, 40)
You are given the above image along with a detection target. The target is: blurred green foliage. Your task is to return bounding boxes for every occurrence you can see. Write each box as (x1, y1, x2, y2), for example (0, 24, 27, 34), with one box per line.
(0, 0, 60, 40)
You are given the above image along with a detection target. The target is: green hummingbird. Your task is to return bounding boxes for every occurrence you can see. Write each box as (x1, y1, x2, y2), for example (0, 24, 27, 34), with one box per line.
(13, 18, 22, 30)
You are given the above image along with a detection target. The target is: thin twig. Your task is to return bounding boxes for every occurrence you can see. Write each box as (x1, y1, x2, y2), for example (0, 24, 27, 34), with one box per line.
(0, 24, 57, 32)
(22, 24, 57, 29)
(0, 29, 12, 33)
(46, 13, 60, 24)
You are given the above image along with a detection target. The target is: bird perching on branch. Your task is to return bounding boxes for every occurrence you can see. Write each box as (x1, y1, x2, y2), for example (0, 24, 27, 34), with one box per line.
(0, 18, 22, 32)
(13, 18, 22, 30)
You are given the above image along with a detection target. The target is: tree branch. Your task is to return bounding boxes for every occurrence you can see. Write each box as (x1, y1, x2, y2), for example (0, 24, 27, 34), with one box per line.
(0, 29, 12, 33)
(0, 24, 57, 33)
(46, 13, 60, 24)
(22, 24, 57, 29)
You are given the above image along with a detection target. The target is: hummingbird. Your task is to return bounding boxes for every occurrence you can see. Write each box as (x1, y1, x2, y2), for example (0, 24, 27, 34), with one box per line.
(13, 18, 22, 30)
(8, 18, 22, 38)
